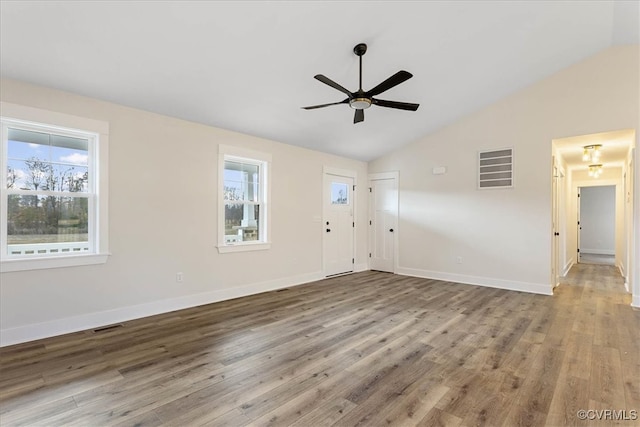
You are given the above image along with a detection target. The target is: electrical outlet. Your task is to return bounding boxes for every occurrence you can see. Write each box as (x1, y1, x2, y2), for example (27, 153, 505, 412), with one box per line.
(456, 256, 463, 264)
(176, 272, 184, 283)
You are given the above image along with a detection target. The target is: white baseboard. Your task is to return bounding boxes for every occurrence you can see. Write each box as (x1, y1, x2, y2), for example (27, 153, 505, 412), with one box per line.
(0, 271, 324, 347)
(580, 249, 615, 255)
(562, 258, 574, 277)
(615, 262, 630, 294)
(632, 294, 640, 309)
(396, 267, 553, 296)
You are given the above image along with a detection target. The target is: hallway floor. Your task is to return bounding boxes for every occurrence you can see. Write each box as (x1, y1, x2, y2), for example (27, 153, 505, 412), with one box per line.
(579, 253, 616, 266)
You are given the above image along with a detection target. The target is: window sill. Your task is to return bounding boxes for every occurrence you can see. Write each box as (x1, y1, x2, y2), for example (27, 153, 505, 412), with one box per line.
(0, 253, 110, 273)
(217, 242, 271, 254)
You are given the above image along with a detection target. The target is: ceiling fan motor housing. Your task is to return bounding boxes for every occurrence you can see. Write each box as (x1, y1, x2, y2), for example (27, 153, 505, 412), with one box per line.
(350, 97, 372, 109)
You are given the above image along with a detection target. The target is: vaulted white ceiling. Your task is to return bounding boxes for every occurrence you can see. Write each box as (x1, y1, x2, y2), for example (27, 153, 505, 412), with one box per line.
(1, 1, 638, 161)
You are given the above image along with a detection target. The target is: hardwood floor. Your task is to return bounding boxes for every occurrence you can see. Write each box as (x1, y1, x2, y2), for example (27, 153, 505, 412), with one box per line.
(1, 264, 638, 426)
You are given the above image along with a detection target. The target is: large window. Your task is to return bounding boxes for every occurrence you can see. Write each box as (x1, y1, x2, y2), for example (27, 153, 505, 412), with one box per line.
(1, 103, 109, 271)
(218, 145, 270, 253)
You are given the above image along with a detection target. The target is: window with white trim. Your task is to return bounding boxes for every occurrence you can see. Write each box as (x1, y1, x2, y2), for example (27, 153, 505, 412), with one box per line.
(1, 104, 109, 272)
(218, 145, 271, 253)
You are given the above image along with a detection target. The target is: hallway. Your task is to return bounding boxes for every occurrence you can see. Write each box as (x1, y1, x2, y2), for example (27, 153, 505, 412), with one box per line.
(545, 262, 638, 425)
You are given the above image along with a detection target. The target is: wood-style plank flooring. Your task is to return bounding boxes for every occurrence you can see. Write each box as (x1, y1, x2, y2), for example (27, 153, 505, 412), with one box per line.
(1, 264, 638, 426)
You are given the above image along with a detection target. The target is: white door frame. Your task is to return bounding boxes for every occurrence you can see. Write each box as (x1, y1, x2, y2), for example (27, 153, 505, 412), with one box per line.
(624, 153, 633, 293)
(576, 182, 618, 266)
(577, 186, 582, 264)
(551, 159, 563, 287)
(323, 166, 357, 277)
(631, 146, 639, 308)
(368, 171, 399, 273)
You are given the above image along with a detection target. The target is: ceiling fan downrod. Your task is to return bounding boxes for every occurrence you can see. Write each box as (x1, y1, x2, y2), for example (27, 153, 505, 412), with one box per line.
(350, 43, 371, 110)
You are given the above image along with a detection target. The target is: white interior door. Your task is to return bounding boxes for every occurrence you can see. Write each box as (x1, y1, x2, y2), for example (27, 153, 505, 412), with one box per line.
(369, 174, 398, 273)
(323, 174, 354, 276)
(552, 163, 559, 286)
(579, 185, 616, 258)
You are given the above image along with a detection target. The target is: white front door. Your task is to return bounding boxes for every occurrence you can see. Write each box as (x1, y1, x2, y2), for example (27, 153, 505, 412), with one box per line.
(323, 173, 354, 276)
(369, 174, 398, 273)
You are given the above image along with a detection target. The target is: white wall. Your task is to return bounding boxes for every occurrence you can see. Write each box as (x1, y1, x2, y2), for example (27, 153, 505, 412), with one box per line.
(0, 78, 368, 346)
(579, 185, 616, 255)
(369, 46, 639, 296)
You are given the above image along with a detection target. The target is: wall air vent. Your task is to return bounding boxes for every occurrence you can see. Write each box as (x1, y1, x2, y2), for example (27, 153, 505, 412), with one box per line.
(478, 148, 513, 189)
(92, 324, 123, 333)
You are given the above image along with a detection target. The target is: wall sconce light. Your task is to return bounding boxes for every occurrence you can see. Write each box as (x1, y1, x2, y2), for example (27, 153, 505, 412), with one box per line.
(588, 164, 603, 178)
(582, 144, 602, 162)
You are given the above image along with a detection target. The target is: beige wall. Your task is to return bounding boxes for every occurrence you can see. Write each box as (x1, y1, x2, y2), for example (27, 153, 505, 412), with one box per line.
(369, 46, 639, 294)
(0, 78, 368, 345)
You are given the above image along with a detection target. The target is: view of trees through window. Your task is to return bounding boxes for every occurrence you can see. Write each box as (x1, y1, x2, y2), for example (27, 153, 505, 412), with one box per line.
(4, 127, 91, 253)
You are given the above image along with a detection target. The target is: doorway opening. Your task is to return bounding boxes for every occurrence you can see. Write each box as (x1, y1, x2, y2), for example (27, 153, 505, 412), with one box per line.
(551, 129, 635, 299)
(577, 185, 616, 266)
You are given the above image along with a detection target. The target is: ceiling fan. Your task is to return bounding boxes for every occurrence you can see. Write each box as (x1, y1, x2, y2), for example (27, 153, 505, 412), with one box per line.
(302, 43, 419, 124)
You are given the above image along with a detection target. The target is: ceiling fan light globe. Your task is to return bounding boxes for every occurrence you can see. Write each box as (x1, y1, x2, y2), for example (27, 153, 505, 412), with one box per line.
(350, 98, 372, 109)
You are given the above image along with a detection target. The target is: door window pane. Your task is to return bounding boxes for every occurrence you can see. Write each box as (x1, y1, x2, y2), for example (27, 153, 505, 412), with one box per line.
(331, 182, 349, 205)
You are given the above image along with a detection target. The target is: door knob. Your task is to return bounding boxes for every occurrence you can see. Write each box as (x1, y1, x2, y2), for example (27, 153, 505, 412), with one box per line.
(389, 229, 394, 232)
(326, 228, 331, 232)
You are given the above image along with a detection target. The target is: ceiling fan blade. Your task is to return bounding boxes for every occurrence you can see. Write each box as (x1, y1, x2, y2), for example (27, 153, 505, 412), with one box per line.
(354, 109, 364, 124)
(314, 75, 353, 97)
(366, 70, 413, 97)
(372, 98, 420, 111)
(302, 99, 349, 110)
